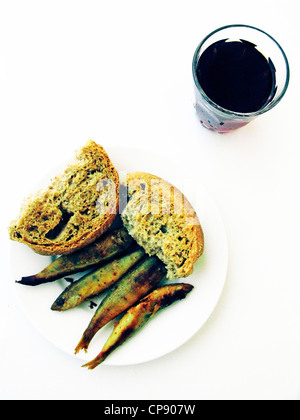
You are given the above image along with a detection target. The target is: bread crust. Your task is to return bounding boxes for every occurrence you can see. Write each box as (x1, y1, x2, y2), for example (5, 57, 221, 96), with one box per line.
(122, 172, 204, 279)
(9, 140, 119, 256)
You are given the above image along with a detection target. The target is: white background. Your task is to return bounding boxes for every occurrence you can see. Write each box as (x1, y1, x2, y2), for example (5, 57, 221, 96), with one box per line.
(0, 0, 299, 400)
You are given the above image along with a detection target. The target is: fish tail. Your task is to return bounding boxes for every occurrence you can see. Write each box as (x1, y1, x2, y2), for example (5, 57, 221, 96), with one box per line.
(82, 352, 107, 370)
(74, 330, 94, 354)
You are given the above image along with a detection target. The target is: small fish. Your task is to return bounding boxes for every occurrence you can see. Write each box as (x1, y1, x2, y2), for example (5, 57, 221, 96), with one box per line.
(74, 256, 167, 354)
(51, 248, 145, 311)
(82, 283, 194, 369)
(16, 228, 135, 286)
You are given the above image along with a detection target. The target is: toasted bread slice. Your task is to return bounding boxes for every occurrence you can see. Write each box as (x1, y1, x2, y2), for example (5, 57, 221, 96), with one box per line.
(9, 140, 119, 255)
(121, 172, 204, 280)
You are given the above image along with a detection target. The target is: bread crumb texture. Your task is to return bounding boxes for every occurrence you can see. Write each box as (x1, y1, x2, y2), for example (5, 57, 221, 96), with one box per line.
(9, 140, 119, 255)
(121, 172, 204, 280)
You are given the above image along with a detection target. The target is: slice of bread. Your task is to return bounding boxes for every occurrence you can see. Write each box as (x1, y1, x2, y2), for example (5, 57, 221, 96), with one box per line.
(121, 172, 204, 280)
(9, 140, 119, 256)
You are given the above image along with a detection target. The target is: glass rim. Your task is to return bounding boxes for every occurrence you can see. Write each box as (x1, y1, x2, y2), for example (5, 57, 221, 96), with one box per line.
(192, 24, 290, 118)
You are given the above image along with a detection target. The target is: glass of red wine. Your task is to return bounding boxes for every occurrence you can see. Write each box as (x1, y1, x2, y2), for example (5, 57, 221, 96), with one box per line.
(192, 24, 290, 133)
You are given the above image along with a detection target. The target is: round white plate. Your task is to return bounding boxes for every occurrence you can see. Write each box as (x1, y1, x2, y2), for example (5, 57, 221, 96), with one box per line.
(10, 146, 228, 367)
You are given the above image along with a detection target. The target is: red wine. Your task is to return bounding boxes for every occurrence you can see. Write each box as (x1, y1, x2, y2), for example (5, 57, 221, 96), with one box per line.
(196, 39, 276, 113)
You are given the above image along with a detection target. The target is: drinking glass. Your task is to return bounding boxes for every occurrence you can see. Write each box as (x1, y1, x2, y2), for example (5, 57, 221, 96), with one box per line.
(192, 24, 290, 133)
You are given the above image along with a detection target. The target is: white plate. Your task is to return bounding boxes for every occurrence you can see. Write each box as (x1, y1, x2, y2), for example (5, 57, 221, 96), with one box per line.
(10, 146, 228, 367)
